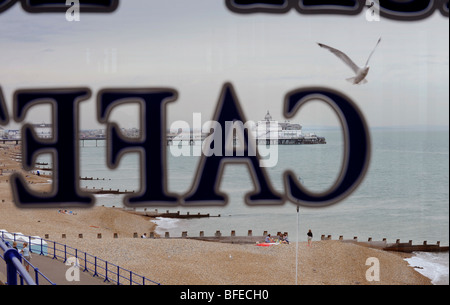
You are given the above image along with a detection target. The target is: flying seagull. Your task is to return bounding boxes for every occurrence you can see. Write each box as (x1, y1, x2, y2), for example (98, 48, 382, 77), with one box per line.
(317, 37, 381, 84)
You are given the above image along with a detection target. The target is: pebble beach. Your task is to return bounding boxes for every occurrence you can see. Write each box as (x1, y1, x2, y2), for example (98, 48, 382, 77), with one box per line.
(0, 143, 431, 285)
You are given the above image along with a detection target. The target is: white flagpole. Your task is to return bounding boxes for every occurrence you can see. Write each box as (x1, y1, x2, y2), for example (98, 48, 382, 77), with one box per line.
(295, 176, 303, 285)
(295, 204, 299, 285)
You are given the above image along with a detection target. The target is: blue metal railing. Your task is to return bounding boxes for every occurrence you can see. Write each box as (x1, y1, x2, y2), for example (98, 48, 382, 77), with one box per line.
(0, 239, 36, 285)
(1, 231, 161, 285)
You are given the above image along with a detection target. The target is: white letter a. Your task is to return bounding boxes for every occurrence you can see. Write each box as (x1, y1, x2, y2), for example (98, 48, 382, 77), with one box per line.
(65, 257, 80, 282)
(66, 0, 80, 22)
(365, 257, 380, 282)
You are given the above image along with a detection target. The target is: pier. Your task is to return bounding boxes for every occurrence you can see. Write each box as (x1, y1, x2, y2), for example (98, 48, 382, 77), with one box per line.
(166, 133, 326, 146)
(4, 112, 327, 147)
(3, 135, 326, 146)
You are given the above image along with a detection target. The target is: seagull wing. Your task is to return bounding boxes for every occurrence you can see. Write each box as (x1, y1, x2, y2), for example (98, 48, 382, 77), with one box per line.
(317, 42, 360, 74)
(365, 37, 381, 66)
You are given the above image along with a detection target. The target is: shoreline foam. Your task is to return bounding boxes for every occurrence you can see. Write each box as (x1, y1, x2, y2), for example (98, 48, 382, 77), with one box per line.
(405, 252, 449, 285)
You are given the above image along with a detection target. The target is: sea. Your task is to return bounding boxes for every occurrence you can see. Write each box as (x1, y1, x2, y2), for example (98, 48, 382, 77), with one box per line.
(38, 128, 450, 285)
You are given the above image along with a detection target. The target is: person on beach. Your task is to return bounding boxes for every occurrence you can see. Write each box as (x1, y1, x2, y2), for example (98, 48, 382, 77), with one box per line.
(307, 229, 313, 246)
(277, 232, 283, 243)
(141, 233, 147, 238)
(20, 242, 32, 272)
(265, 234, 273, 243)
(282, 233, 289, 244)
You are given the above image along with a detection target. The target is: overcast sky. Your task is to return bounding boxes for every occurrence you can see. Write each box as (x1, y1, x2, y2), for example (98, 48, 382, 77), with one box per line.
(0, 0, 448, 130)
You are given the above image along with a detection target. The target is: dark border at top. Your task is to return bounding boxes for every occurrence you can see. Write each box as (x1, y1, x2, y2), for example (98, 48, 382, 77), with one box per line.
(0, 0, 119, 13)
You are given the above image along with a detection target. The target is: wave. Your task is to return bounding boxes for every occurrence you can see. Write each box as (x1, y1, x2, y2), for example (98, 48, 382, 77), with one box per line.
(151, 217, 183, 235)
(405, 252, 449, 285)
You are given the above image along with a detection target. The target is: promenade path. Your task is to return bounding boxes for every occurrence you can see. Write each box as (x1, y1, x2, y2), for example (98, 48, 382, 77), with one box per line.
(1, 253, 110, 285)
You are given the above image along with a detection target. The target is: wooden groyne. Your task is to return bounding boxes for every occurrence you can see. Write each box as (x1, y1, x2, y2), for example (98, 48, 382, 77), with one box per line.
(36, 167, 53, 171)
(127, 230, 274, 244)
(83, 186, 134, 195)
(80, 176, 111, 181)
(383, 240, 448, 253)
(43, 229, 284, 244)
(321, 234, 449, 253)
(41, 229, 450, 251)
(124, 208, 221, 219)
(175, 230, 275, 244)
